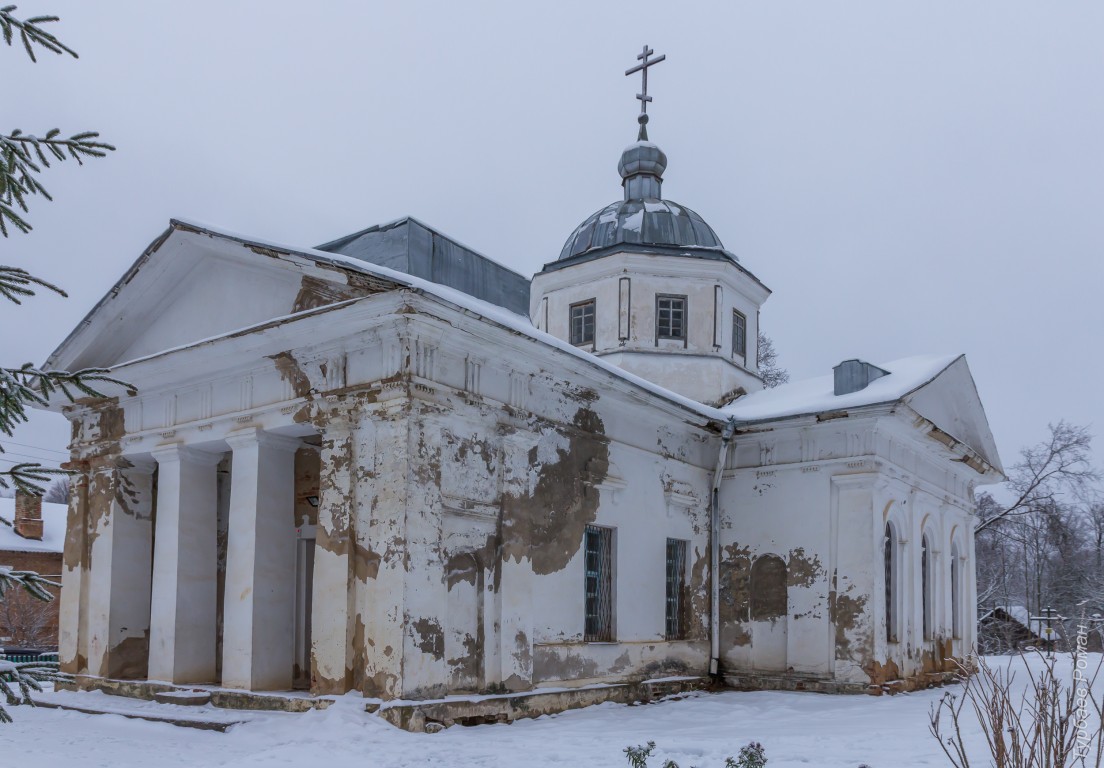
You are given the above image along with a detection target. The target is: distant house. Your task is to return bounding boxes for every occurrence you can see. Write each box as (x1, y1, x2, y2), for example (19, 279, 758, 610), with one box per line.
(977, 606, 1048, 654)
(0, 493, 67, 650)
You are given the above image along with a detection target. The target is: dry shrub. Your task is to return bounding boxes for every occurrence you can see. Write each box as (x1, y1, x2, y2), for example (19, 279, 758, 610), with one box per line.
(929, 650, 1103, 767)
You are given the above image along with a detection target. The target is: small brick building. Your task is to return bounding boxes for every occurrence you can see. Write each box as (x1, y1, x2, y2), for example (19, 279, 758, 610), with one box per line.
(1, 493, 67, 650)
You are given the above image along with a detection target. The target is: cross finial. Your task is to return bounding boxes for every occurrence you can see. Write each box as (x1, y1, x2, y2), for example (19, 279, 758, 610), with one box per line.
(625, 44, 665, 141)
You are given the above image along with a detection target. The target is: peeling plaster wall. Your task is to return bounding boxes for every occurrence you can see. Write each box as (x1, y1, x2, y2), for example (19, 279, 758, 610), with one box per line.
(53, 278, 986, 703)
(372, 373, 715, 698)
(720, 414, 981, 690)
(57, 402, 158, 680)
(525, 435, 712, 685)
(280, 302, 720, 699)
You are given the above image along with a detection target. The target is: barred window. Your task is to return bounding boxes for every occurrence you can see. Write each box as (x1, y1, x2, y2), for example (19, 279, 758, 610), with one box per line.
(655, 295, 687, 341)
(922, 534, 932, 641)
(884, 522, 898, 643)
(570, 300, 596, 346)
(584, 525, 614, 642)
(950, 542, 961, 639)
(665, 539, 687, 640)
(732, 310, 747, 358)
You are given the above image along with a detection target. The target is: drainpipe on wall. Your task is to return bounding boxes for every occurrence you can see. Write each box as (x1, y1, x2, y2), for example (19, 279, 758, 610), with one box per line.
(709, 417, 737, 679)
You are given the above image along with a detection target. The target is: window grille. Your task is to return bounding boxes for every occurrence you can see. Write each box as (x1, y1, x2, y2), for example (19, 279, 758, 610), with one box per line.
(950, 544, 961, 639)
(665, 539, 687, 640)
(921, 535, 931, 640)
(732, 310, 747, 357)
(655, 295, 687, 341)
(570, 300, 596, 345)
(884, 523, 896, 642)
(584, 525, 613, 642)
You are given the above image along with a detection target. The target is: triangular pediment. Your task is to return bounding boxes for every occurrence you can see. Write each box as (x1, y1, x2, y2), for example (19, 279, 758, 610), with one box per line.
(903, 355, 1004, 476)
(46, 220, 405, 372)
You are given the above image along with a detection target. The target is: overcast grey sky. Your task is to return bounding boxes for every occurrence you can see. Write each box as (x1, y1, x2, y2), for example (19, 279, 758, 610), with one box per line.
(4, 1, 1103, 480)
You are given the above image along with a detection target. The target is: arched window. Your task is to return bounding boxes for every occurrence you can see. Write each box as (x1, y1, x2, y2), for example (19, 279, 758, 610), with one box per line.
(921, 533, 932, 641)
(884, 522, 897, 642)
(950, 542, 961, 639)
(749, 555, 787, 621)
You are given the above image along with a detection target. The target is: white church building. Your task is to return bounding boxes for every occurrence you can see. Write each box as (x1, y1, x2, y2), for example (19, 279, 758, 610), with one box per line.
(39, 54, 1003, 714)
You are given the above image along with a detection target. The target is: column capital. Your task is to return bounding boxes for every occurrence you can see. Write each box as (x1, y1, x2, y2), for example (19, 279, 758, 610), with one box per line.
(151, 443, 223, 466)
(119, 455, 157, 474)
(89, 453, 149, 476)
(315, 398, 362, 432)
(225, 428, 302, 453)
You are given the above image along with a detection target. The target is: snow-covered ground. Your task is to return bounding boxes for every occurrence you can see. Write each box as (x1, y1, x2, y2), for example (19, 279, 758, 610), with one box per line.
(5, 654, 1102, 768)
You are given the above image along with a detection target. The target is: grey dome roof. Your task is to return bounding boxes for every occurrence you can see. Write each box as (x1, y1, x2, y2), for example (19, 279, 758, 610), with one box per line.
(557, 198, 727, 262)
(551, 137, 737, 266)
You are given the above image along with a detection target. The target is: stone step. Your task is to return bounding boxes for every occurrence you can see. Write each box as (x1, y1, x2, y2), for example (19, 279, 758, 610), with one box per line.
(32, 697, 244, 732)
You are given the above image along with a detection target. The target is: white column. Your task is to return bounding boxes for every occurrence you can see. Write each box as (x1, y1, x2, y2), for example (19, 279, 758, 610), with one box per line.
(310, 406, 356, 694)
(148, 444, 221, 684)
(86, 457, 156, 679)
(221, 429, 299, 691)
(58, 463, 90, 675)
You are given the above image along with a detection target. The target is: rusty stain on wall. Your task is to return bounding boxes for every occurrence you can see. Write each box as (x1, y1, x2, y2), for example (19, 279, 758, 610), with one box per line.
(500, 407, 609, 575)
(412, 617, 445, 660)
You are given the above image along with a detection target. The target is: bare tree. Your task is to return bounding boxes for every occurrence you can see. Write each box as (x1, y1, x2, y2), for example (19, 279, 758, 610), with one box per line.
(40, 474, 68, 504)
(756, 332, 789, 389)
(0, 588, 55, 648)
(975, 422, 1097, 534)
(975, 424, 1104, 652)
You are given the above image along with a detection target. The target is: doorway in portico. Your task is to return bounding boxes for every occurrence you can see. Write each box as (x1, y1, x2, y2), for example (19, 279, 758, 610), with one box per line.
(292, 445, 320, 689)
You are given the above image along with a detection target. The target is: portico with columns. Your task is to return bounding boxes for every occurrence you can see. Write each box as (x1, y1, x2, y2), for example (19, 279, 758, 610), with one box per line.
(61, 395, 324, 691)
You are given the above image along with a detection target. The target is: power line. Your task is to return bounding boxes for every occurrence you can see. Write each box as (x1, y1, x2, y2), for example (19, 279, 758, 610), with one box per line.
(0, 448, 65, 463)
(0, 454, 64, 466)
(0, 439, 68, 457)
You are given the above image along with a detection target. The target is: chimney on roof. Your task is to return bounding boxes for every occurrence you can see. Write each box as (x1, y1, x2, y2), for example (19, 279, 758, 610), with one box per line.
(833, 359, 889, 396)
(13, 491, 44, 541)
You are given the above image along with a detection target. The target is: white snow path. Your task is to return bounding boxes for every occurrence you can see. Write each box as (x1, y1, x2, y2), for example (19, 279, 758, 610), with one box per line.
(6, 654, 1102, 768)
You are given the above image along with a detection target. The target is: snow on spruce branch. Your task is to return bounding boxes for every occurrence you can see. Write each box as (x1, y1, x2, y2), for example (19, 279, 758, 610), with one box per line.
(0, 363, 129, 493)
(0, 4, 77, 61)
(0, 656, 70, 724)
(1, 128, 115, 236)
(0, 265, 66, 304)
(0, 565, 58, 603)
(1, 4, 115, 235)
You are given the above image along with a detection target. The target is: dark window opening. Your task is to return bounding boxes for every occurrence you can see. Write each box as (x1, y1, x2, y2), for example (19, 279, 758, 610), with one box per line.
(584, 525, 614, 642)
(951, 544, 961, 639)
(922, 534, 932, 641)
(884, 522, 897, 643)
(656, 295, 687, 341)
(570, 300, 596, 346)
(732, 310, 747, 358)
(665, 539, 687, 640)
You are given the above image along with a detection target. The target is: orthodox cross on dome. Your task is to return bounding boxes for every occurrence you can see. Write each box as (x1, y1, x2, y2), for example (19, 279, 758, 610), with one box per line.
(625, 44, 665, 141)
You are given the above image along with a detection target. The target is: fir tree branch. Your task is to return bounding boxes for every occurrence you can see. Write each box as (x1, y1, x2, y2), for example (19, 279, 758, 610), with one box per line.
(0, 462, 69, 496)
(0, 130, 115, 236)
(1, 364, 131, 493)
(0, 566, 59, 603)
(3, 363, 130, 405)
(0, 265, 66, 304)
(0, 5, 77, 61)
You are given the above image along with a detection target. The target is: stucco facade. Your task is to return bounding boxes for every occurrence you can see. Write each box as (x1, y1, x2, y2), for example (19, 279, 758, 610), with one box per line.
(37, 129, 1002, 707)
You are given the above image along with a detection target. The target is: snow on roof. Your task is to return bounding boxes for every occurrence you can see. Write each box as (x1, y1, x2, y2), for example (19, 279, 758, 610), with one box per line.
(166, 219, 730, 423)
(62, 218, 968, 433)
(981, 605, 1048, 635)
(721, 354, 961, 423)
(0, 497, 67, 554)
